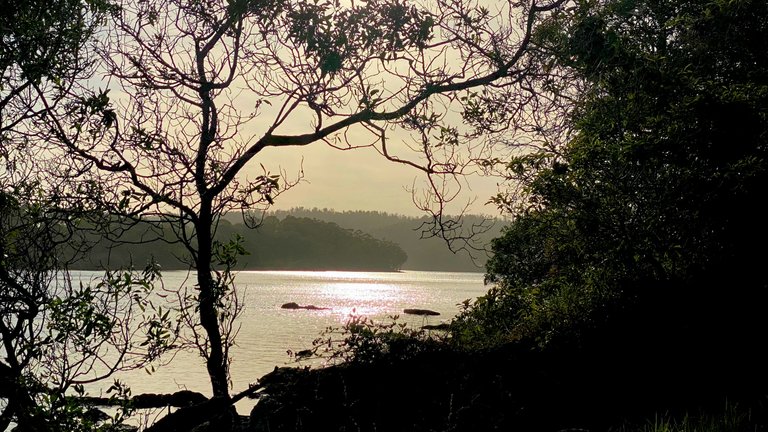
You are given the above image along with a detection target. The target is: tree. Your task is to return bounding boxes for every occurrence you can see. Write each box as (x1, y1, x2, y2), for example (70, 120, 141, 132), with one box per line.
(454, 0, 768, 360)
(1, 0, 94, 133)
(0, 188, 169, 431)
(1, 0, 176, 429)
(36, 0, 569, 408)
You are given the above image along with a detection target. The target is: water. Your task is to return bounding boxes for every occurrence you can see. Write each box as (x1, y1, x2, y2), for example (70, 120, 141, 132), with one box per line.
(81, 270, 487, 415)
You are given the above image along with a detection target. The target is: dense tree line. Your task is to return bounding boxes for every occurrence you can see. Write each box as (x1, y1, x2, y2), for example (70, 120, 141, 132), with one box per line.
(70, 216, 407, 272)
(243, 208, 504, 271)
(455, 0, 768, 356)
(445, 0, 768, 415)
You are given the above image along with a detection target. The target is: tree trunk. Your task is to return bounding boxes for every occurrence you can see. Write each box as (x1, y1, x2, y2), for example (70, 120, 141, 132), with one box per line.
(196, 203, 230, 399)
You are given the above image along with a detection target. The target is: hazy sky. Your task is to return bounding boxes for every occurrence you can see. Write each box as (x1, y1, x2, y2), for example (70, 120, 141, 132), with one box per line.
(99, 1, 514, 219)
(106, 80, 504, 218)
(229, 83, 506, 218)
(257, 141, 502, 217)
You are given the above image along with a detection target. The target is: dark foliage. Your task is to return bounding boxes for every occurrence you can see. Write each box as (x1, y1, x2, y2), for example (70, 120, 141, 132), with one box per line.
(251, 338, 768, 432)
(251, 1, 768, 430)
(456, 0, 768, 354)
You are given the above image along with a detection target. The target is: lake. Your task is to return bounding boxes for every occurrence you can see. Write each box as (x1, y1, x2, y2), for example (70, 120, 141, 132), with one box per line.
(83, 270, 488, 415)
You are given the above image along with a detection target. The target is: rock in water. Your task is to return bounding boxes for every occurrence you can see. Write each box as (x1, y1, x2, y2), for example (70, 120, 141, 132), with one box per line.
(281, 302, 330, 310)
(403, 308, 440, 316)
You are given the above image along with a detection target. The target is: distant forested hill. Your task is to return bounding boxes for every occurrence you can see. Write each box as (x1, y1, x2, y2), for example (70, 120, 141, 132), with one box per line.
(69, 216, 407, 271)
(222, 216, 407, 271)
(70, 209, 501, 272)
(235, 208, 505, 272)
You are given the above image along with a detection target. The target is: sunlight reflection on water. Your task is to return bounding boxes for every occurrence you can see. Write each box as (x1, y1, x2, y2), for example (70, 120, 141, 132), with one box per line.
(83, 270, 486, 415)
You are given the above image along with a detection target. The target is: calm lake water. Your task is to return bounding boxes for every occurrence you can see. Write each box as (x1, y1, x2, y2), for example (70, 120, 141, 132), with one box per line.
(80, 270, 488, 415)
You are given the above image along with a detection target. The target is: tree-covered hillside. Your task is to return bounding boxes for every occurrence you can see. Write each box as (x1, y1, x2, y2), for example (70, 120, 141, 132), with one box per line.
(221, 216, 408, 271)
(74, 208, 503, 272)
(259, 208, 505, 272)
(70, 216, 407, 272)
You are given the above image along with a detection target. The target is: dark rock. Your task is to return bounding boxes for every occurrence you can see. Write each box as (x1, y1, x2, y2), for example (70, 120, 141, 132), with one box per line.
(235, 415, 251, 432)
(145, 397, 233, 432)
(169, 390, 209, 407)
(250, 397, 295, 432)
(422, 323, 450, 330)
(131, 390, 208, 408)
(81, 390, 208, 409)
(295, 349, 313, 358)
(403, 308, 440, 316)
(281, 302, 330, 310)
(84, 407, 110, 422)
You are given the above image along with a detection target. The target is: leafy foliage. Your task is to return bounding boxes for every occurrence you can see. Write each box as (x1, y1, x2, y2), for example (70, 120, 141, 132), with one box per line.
(454, 0, 768, 351)
(0, 0, 111, 83)
(296, 314, 444, 366)
(0, 189, 171, 431)
(288, 0, 433, 74)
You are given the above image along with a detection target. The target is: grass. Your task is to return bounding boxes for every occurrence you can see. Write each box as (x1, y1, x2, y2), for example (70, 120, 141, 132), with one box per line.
(614, 401, 764, 432)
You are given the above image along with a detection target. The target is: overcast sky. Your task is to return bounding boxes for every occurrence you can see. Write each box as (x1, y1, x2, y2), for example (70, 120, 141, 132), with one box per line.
(256, 141, 502, 217)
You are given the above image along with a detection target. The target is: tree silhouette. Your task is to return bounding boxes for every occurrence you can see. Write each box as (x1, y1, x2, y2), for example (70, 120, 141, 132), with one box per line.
(1, 2, 177, 429)
(34, 0, 568, 415)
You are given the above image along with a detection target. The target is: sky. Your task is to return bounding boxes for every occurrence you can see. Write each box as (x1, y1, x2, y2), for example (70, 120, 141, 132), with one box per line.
(99, 0, 516, 216)
(223, 77, 507, 218)
(104, 74, 506, 218)
(255, 139, 503, 217)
